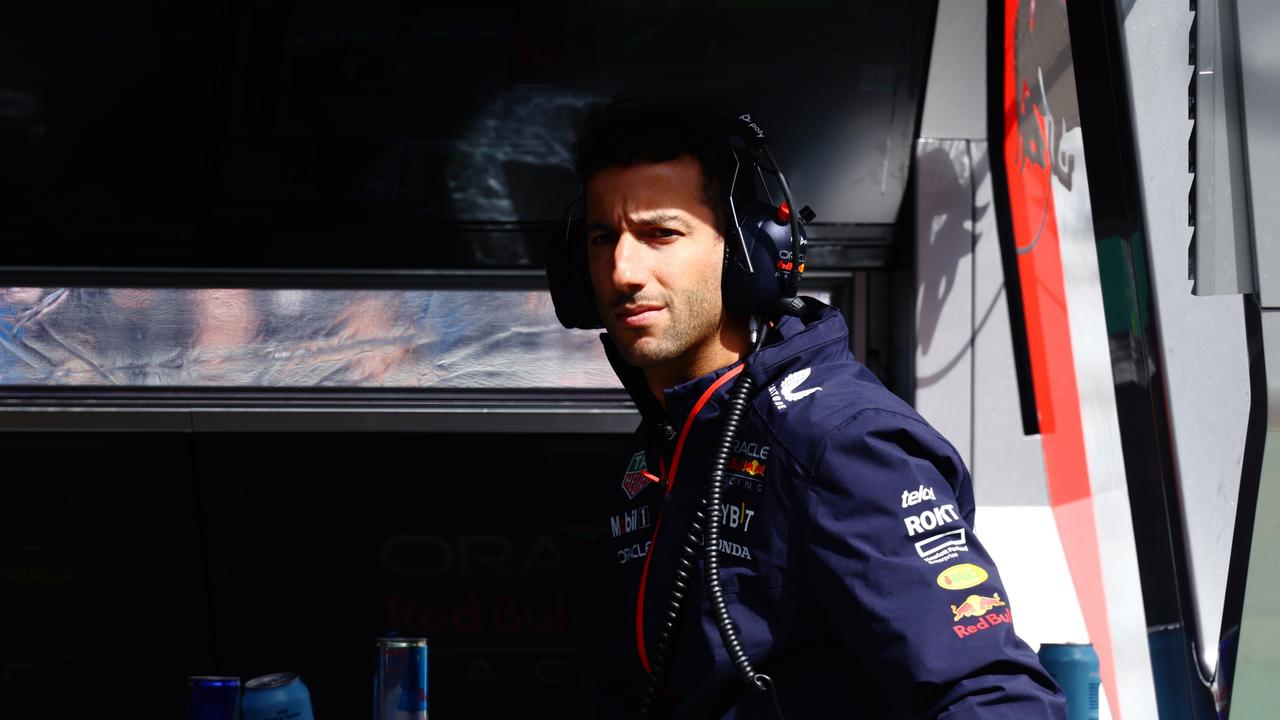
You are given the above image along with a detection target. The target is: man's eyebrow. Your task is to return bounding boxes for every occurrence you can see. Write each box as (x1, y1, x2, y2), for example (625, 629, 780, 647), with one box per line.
(629, 212, 691, 229)
(584, 213, 691, 234)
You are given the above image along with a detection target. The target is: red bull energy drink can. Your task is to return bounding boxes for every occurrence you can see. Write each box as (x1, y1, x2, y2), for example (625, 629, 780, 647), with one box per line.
(373, 637, 428, 720)
(242, 672, 314, 720)
(188, 676, 241, 720)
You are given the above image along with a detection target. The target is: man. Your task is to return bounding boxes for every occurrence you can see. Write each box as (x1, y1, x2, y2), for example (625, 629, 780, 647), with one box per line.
(562, 97, 1067, 718)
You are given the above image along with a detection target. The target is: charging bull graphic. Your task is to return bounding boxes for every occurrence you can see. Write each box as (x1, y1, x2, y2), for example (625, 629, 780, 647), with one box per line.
(1014, 0, 1078, 190)
(951, 593, 1006, 622)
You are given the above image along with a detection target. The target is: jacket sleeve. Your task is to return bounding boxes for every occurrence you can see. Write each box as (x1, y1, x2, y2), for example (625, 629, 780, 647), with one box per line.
(800, 408, 1067, 719)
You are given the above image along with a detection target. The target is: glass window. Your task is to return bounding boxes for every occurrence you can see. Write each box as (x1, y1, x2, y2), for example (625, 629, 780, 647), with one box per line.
(0, 287, 838, 388)
(0, 287, 617, 388)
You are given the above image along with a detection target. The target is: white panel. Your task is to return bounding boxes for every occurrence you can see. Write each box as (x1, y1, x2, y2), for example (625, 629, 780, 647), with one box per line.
(975, 505, 1088, 648)
(913, 139, 974, 467)
(918, 0, 987, 140)
(1054, 126, 1159, 719)
(969, 142, 1051, 507)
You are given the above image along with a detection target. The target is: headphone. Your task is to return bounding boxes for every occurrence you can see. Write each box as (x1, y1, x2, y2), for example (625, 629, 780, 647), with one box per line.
(547, 112, 815, 331)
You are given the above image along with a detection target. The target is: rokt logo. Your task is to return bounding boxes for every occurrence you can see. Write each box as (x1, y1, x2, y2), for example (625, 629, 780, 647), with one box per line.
(903, 504, 960, 536)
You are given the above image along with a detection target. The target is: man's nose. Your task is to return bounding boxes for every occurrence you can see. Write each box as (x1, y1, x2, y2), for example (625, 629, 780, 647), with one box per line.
(609, 232, 647, 291)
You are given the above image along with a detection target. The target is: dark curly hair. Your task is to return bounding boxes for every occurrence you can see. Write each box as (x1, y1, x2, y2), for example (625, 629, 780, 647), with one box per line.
(572, 96, 736, 237)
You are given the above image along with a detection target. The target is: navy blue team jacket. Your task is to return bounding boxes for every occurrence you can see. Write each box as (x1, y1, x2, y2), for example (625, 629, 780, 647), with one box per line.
(594, 299, 1067, 719)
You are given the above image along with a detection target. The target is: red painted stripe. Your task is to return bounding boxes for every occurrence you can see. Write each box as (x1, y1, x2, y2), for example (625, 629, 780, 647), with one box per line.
(1002, 4, 1118, 717)
(634, 363, 745, 674)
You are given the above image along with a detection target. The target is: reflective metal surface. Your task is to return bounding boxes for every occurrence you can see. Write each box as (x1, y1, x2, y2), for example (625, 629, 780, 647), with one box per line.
(1124, 0, 1251, 676)
(1235, 0, 1280, 307)
(1192, 0, 1254, 296)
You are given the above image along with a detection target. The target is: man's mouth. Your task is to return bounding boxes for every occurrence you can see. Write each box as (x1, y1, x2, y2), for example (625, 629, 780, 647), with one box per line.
(614, 304, 664, 328)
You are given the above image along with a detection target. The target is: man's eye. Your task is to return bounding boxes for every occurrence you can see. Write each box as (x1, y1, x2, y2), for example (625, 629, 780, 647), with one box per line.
(588, 233, 612, 246)
(651, 228, 680, 239)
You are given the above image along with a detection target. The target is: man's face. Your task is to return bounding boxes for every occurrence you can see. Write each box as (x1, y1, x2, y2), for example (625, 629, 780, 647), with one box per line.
(585, 155, 727, 372)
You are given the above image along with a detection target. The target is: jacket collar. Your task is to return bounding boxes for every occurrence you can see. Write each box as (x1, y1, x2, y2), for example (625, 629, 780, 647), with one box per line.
(602, 298, 851, 427)
(743, 298, 852, 389)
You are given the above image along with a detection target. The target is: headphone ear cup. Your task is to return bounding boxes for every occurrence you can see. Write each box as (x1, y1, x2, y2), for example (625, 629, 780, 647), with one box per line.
(547, 207, 604, 330)
(722, 200, 803, 317)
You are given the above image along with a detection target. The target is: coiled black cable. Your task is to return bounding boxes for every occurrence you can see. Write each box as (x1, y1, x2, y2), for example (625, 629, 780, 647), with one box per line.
(637, 325, 787, 720)
(636, 494, 708, 718)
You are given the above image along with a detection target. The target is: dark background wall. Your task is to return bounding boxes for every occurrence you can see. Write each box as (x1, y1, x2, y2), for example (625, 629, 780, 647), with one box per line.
(1, 432, 630, 718)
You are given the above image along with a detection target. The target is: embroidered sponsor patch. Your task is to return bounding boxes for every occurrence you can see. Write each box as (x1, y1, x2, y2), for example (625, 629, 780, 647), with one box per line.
(620, 451, 657, 500)
(727, 456, 766, 477)
(718, 538, 752, 559)
(915, 528, 969, 565)
(718, 501, 755, 532)
(767, 367, 822, 410)
(608, 505, 653, 538)
(618, 540, 651, 565)
(950, 593, 1006, 622)
(950, 594, 1012, 638)
(903, 503, 960, 536)
(936, 563, 989, 590)
(901, 484, 936, 508)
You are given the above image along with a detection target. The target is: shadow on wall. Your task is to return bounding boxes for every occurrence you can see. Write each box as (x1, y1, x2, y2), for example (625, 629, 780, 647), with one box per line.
(914, 142, 1003, 391)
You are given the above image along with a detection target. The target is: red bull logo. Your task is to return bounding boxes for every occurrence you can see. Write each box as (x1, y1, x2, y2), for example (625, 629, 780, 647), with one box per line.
(726, 456, 766, 478)
(950, 593, 1005, 621)
(772, 260, 807, 274)
(950, 593, 1012, 638)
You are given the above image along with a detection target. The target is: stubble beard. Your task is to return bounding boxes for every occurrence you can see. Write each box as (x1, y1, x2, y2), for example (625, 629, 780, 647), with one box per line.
(604, 283, 724, 372)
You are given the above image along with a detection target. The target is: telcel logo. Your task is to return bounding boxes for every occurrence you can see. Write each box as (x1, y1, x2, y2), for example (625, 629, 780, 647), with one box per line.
(901, 484, 936, 508)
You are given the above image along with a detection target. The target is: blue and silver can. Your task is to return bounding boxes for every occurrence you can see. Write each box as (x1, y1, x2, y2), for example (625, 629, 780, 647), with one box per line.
(373, 637, 428, 720)
(242, 672, 314, 720)
(1037, 642, 1100, 720)
(188, 676, 241, 720)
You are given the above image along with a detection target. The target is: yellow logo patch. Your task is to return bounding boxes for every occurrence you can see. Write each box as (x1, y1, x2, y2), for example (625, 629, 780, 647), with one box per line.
(936, 563, 989, 591)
